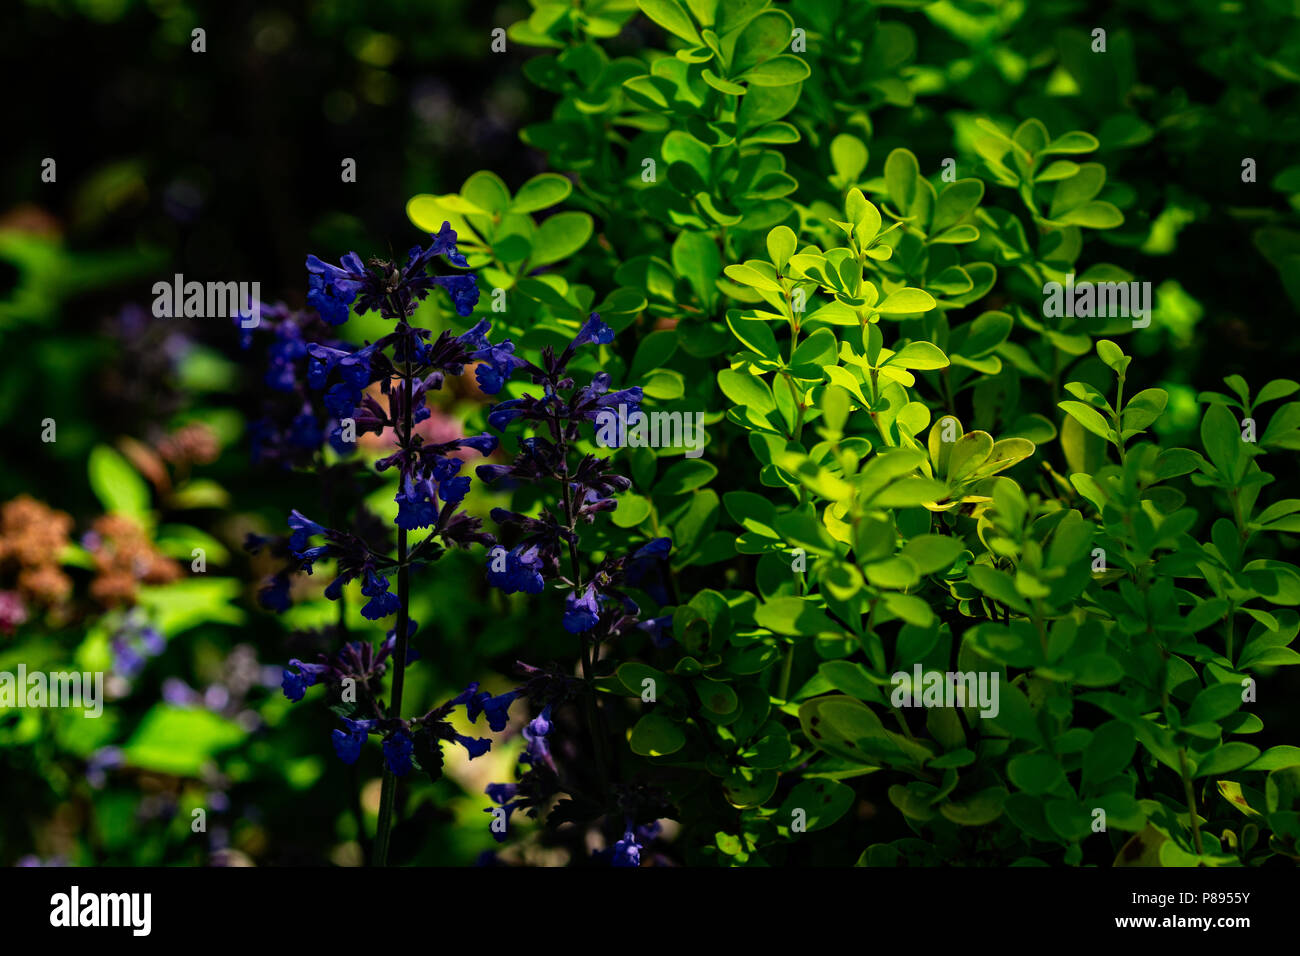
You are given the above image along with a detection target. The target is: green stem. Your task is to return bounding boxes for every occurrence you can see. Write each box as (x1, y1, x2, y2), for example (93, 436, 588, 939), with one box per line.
(373, 320, 415, 868)
(1178, 747, 1205, 857)
(778, 642, 795, 701)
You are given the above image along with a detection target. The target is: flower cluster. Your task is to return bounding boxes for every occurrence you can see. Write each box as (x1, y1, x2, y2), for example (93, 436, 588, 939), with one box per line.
(110, 610, 167, 679)
(305, 222, 477, 324)
(0, 495, 74, 610)
(238, 303, 358, 468)
(84, 514, 180, 608)
(272, 222, 526, 807)
(478, 313, 674, 648)
(473, 314, 676, 864)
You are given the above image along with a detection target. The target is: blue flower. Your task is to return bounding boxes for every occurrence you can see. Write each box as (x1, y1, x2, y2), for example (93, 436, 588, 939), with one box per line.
(455, 734, 492, 760)
(429, 222, 469, 268)
(395, 476, 439, 530)
(440, 474, 472, 503)
(472, 690, 521, 733)
(529, 702, 554, 738)
(486, 544, 546, 595)
(383, 731, 415, 776)
(563, 583, 601, 634)
(281, 668, 308, 701)
(287, 510, 326, 556)
(360, 568, 401, 620)
(612, 826, 642, 867)
(332, 718, 376, 764)
(258, 572, 292, 613)
(306, 252, 367, 325)
(521, 703, 554, 766)
(281, 658, 331, 702)
(457, 433, 499, 456)
(625, 537, 673, 605)
(433, 273, 480, 317)
(484, 783, 520, 842)
(448, 682, 482, 711)
(573, 313, 615, 349)
(470, 339, 527, 395)
(487, 400, 526, 432)
(288, 409, 324, 450)
(637, 614, 675, 649)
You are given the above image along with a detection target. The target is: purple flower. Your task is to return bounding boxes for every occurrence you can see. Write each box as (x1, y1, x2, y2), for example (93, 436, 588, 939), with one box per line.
(433, 273, 480, 317)
(484, 782, 521, 842)
(612, 825, 642, 867)
(332, 718, 377, 764)
(281, 658, 330, 702)
(360, 568, 401, 620)
(287, 510, 327, 556)
(486, 544, 546, 595)
(563, 584, 601, 634)
(383, 731, 415, 776)
(455, 734, 492, 760)
(429, 221, 469, 268)
(573, 313, 615, 349)
(395, 476, 440, 530)
(638, 614, 675, 649)
(306, 252, 367, 325)
(466, 690, 522, 733)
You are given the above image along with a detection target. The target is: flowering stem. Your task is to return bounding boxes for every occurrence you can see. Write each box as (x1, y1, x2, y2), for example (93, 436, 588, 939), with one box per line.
(561, 467, 611, 795)
(373, 321, 416, 867)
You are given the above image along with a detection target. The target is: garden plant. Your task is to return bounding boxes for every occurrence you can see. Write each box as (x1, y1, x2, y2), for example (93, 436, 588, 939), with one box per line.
(3, 0, 1299, 872)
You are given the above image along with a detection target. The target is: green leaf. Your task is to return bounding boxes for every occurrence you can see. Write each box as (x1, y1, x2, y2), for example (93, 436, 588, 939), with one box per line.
(1007, 753, 1068, 796)
(742, 55, 810, 86)
(674, 231, 722, 309)
(1055, 202, 1124, 229)
(531, 211, 593, 266)
(510, 172, 573, 213)
(1095, 339, 1127, 373)
(731, 9, 795, 74)
(1083, 721, 1136, 789)
(940, 787, 1008, 826)
(638, 0, 702, 44)
(88, 445, 151, 522)
(1049, 163, 1105, 218)
(931, 179, 984, 234)
(830, 134, 869, 187)
(1041, 130, 1100, 155)
(727, 312, 781, 361)
(900, 535, 965, 575)
(122, 704, 245, 776)
(766, 225, 797, 272)
(755, 596, 836, 635)
(656, 459, 718, 496)
(1201, 404, 1243, 477)
(887, 341, 949, 370)
(629, 712, 687, 756)
(877, 288, 936, 315)
(1059, 401, 1113, 441)
(884, 148, 921, 214)
(1187, 682, 1244, 724)
(1195, 743, 1260, 778)
(778, 779, 856, 831)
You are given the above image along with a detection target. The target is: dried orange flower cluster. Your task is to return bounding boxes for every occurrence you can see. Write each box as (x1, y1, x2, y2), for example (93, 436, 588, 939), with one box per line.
(156, 423, 219, 467)
(0, 495, 74, 607)
(86, 514, 181, 607)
